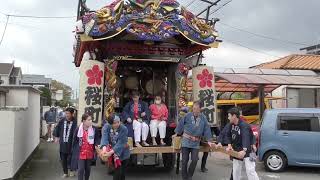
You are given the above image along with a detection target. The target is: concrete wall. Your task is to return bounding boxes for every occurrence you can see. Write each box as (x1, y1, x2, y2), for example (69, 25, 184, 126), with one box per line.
(270, 85, 286, 108)
(0, 93, 5, 107)
(0, 75, 9, 85)
(0, 110, 15, 179)
(272, 85, 320, 108)
(6, 88, 29, 107)
(0, 86, 40, 179)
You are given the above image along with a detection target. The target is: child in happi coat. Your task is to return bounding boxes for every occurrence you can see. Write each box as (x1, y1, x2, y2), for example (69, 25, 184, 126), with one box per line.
(71, 114, 100, 180)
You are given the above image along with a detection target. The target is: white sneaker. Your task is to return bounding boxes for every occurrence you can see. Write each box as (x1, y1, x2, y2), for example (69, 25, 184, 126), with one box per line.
(50, 138, 54, 142)
(69, 171, 75, 177)
(47, 138, 51, 142)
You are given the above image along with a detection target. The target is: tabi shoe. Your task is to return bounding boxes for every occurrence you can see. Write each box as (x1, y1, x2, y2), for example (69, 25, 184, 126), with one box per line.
(135, 142, 142, 148)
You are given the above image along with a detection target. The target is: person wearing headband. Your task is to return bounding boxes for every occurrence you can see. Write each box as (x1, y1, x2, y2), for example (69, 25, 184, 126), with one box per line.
(100, 115, 130, 180)
(70, 114, 100, 180)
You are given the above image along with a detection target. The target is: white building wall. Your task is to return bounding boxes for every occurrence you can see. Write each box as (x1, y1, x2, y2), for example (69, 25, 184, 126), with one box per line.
(0, 86, 40, 179)
(0, 75, 9, 85)
(271, 85, 287, 108)
(0, 93, 6, 107)
(272, 85, 320, 108)
(0, 111, 15, 179)
(6, 88, 29, 107)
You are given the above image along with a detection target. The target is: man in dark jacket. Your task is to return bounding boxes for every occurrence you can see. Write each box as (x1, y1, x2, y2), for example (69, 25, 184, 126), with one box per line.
(54, 107, 78, 178)
(44, 107, 57, 142)
(218, 107, 259, 180)
(121, 90, 150, 147)
(217, 117, 257, 180)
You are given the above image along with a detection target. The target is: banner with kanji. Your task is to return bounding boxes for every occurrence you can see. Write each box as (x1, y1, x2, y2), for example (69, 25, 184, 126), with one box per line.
(78, 60, 104, 127)
(192, 66, 217, 126)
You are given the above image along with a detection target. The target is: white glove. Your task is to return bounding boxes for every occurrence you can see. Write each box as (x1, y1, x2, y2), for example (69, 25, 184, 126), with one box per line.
(127, 118, 132, 123)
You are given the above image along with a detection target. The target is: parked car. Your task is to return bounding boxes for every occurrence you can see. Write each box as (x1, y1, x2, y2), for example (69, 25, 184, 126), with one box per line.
(258, 108, 320, 172)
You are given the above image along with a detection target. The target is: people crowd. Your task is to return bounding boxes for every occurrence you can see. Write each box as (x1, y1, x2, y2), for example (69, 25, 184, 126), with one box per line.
(45, 91, 259, 180)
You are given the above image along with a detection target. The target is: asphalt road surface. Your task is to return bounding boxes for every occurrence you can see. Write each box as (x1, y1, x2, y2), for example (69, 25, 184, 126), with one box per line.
(18, 140, 320, 180)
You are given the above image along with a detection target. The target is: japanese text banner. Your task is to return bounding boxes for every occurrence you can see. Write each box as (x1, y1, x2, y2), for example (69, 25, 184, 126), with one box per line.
(78, 60, 105, 127)
(192, 66, 217, 126)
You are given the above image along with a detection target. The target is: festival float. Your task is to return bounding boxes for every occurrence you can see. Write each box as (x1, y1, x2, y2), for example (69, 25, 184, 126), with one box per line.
(72, 0, 234, 171)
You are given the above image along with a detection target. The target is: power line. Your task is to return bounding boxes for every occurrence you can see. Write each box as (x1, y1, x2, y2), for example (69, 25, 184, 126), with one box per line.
(224, 39, 281, 58)
(218, 22, 310, 46)
(0, 11, 76, 19)
(0, 15, 9, 47)
(209, 0, 232, 15)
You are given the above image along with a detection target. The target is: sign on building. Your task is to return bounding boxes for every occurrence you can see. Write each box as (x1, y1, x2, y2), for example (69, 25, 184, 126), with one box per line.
(192, 66, 217, 126)
(78, 60, 104, 127)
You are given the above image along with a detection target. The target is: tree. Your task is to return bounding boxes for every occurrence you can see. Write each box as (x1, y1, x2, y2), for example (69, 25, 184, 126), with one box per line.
(51, 80, 73, 107)
(231, 92, 246, 99)
(39, 87, 52, 106)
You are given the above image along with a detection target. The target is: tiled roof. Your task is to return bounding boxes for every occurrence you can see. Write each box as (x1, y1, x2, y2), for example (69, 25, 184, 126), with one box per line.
(187, 68, 320, 92)
(11, 67, 21, 77)
(251, 54, 320, 70)
(22, 74, 52, 84)
(0, 63, 13, 75)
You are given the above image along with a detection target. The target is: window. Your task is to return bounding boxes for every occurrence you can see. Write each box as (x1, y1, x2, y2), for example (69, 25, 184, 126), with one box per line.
(238, 103, 266, 116)
(278, 115, 320, 132)
(9, 77, 16, 85)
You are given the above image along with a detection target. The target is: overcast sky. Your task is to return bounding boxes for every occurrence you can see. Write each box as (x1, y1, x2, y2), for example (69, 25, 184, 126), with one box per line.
(0, 0, 319, 93)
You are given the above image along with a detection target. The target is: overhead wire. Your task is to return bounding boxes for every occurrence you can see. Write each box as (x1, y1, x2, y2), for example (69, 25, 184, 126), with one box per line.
(186, 0, 282, 58)
(187, 0, 310, 57)
(0, 15, 9, 47)
(223, 39, 281, 58)
(0, 11, 76, 19)
(209, 0, 232, 15)
(218, 22, 310, 46)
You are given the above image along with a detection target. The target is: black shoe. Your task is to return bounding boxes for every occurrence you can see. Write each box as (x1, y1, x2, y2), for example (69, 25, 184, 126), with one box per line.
(201, 167, 208, 173)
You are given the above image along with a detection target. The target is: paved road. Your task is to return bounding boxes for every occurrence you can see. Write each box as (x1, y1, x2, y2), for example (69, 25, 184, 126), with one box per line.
(18, 140, 320, 180)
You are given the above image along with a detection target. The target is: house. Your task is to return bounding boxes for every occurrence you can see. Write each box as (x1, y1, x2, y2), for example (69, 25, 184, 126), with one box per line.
(0, 62, 22, 85)
(300, 44, 320, 55)
(22, 74, 52, 89)
(251, 54, 320, 108)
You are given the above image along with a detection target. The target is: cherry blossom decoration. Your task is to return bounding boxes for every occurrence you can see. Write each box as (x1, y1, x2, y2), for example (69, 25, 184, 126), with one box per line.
(196, 69, 213, 88)
(86, 65, 103, 85)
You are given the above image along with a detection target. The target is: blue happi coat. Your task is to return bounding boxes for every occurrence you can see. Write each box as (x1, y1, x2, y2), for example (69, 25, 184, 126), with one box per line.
(100, 124, 130, 161)
(175, 112, 213, 149)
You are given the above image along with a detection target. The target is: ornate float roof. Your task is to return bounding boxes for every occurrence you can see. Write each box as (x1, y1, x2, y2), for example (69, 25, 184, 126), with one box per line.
(73, 0, 220, 66)
(79, 0, 219, 46)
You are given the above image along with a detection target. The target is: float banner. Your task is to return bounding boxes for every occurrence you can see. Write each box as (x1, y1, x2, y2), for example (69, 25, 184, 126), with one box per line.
(192, 66, 216, 126)
(78, 60, 104, 127)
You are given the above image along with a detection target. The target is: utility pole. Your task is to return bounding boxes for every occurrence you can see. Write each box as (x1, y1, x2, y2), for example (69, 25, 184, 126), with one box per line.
(196, 0, 221, 21)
